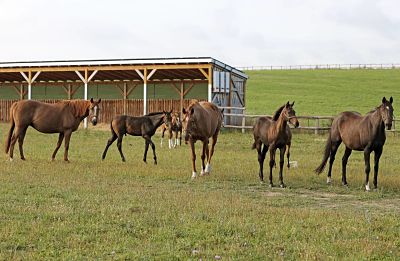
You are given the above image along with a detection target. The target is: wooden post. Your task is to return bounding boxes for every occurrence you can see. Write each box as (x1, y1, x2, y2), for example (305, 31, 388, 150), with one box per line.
(20, 84, 24, 100)
(315, 118, 320, 135)
(143, 68, 148, 115)
(180, 81, 184, 117)
(123, 82, 127, 115)
(242, 108, 246, 134)
(68, 84, 72, 99)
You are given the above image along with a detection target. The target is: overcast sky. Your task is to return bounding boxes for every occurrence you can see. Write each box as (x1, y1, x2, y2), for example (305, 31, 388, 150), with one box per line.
(0, 0, 399, 67)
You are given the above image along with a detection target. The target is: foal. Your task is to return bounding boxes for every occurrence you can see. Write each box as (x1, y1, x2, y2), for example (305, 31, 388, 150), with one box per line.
(102, 111, 171, 164)
(161, 112, 182, 149)
(252, 102, 299, 187)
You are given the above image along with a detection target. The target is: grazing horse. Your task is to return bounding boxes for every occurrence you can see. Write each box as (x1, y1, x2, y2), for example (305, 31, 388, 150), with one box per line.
(182, 101, 224, 179)
(102, 111, 172, 164)
(161, 112, 182, 149)
(315, 97, 394, 191)
(252, 102, 299, 187)
(5, 98, 101, 161)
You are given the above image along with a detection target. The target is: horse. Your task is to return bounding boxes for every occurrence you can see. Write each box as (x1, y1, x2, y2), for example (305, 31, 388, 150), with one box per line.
(5, 98, 101, 162)
(252, 102, 299, 187)
(160, 112, 182, 149)
(315, 97, 394, 191)
(182, 100, 224, 179)
(101, 110, 172, 164)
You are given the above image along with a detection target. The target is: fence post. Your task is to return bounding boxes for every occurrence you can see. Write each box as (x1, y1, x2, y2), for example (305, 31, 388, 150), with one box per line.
(315, 118, 320, 135)
(242, 109, 246, 134)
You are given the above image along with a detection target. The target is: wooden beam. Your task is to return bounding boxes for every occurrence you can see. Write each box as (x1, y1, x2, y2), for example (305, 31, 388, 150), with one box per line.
(126, 83, 138, 97)
(170, 82, 181, 95)
(198, 68, 209, 79)
(0, 64, 211, 73)
(183, 82, 195, 97)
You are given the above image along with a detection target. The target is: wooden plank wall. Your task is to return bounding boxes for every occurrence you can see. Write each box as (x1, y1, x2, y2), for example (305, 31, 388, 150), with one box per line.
(0, 99, 206, 123)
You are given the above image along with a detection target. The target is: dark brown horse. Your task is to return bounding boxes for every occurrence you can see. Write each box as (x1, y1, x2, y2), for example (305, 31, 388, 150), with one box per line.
(5, 98, 101, 161)
(315, 97, 394, 191)
(252, 102, 299, 187)
(182, 101, 224, 179)
(101, 111, 172, 164)
(161, 112, 182, 149)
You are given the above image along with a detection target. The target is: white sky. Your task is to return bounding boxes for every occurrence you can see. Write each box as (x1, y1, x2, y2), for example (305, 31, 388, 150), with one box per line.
(0, 0, 399, 66)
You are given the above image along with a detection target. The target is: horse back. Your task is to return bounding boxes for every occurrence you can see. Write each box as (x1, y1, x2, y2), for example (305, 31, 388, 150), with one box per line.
(198, 102, 223, 135)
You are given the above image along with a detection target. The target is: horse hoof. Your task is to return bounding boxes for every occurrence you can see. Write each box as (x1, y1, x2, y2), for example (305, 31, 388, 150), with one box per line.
(365, 183, 371, 192)
(9, 158, 13, 162)
(21, 157, 26, 161)
(327, 177, 332, 184)
(200, 170, 206, 176)
(191, 172, 197, 179)
(154, 161, 157, 165)
(268, 183, 274, 188)
(280, 184, 286, 188)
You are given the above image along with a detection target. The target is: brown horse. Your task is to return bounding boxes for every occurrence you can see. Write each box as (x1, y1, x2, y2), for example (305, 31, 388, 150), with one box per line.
(160, 112, 182, 149)
(315, 97, 394, 191)
(252, 102, 299, 187)
(5, 98, 101, 161)
(102, 111, 172, 164)
(182, 101, 224, 179)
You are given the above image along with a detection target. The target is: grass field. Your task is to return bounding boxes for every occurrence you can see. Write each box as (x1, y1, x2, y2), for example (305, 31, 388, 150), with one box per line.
(1, 69, 400, 259)
(1, 123, 400, 259)
(245, 69, 400, 116)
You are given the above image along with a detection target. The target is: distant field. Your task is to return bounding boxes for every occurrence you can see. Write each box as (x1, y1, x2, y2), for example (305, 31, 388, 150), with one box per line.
(1, 124, 400, 259)
(245, 69, 400, 116)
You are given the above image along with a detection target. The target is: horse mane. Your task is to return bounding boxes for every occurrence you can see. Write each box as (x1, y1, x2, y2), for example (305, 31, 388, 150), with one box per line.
(61, 100, 91, 118)
(146, 111, 164, 116)
(272, 105, 285, 121)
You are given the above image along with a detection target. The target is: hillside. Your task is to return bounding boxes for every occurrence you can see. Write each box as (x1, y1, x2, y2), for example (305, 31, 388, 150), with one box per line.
(245, 69, 400, 116)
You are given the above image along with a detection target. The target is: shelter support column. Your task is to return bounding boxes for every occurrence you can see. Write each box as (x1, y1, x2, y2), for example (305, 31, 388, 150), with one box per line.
(75, 70, 98, 128)
(20, 71, 41, 100)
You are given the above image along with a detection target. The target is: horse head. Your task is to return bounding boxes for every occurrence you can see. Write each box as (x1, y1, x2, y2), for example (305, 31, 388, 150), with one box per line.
(163, 110, 173, 128)
(182, 106, 197, 143)
(284, 101, 299, 128)
(380, 96, 394, 130)
(89, 98, 101, 126)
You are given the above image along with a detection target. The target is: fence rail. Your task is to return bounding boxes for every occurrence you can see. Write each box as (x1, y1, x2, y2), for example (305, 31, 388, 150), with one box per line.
(237, 63, 400, 71)
(219, 106, 398, 134)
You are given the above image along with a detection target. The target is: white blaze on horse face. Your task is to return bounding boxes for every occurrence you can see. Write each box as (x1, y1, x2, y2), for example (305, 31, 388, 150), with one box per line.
(366, 182, 371, 191)
(191, 171, 197, 179)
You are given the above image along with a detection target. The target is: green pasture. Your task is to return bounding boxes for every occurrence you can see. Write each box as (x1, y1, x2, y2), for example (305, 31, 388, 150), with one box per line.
(245, 69, 400, 116)
(1, 124, 400, 259)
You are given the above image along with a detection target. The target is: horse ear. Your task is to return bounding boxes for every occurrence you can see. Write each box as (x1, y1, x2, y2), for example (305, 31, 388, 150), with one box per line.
(286, 101, 289, 107)
(221, 108, 224, 114)
(291, 101, 295, 106)
(169, 109, 173, 114)
(382, 97, 387, 103)
(182, 108, 187, 114)
(390, 96, 393, 104)
(190, 108, 195, 115)
(98, 98, 101, 103)
(90, 97, 94, 103)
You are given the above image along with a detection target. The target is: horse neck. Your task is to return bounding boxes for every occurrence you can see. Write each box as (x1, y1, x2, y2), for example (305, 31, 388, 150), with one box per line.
(149, 114, 165, 129)
(275, 110, 288, 132)
(369, 108, 385, 137)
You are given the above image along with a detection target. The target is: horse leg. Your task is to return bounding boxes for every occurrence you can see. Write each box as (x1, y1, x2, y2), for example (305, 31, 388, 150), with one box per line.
(143, 135, 157, 164)
(117, 136, 126, 162)
(341, 147, 352, 186)
(258, 144, 269, 182)
(143, 140, 149, 163)
(373, 147, 383, 190)
(279, 146, 286, 188)
(179, 130, 182, 146)
(174, 130, 178, 147)
(327, 140, 341, 184)
(364, 148, 372, 191)
(63, 130, 72, 162)
(52, 133, 64, 161)
(205, 134, 219, 174)
(102, 132, 117, 160)
(8, 126, 22, 161)
(200, 139, 208, 176)
(189, 139, 197, 179)
(17, 126, 28, 160)
(268, 146, 276, 187)
(168, 130, 173, 149)
(160, 126, 165, 147)
(286, 143, 291, 169)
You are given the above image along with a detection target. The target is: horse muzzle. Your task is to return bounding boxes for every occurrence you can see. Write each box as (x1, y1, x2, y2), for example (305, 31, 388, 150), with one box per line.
(91, 117, 98, 126)
(386, 123, 392, 130)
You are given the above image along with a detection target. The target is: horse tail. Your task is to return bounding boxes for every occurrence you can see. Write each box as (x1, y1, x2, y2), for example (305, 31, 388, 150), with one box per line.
(315, 132, 332, 174)
(5, 105, 16, 154)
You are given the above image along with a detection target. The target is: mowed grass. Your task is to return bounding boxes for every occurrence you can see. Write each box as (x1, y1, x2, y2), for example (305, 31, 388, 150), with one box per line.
(245, 69, 400, 116)
(1, 124, 400, 259)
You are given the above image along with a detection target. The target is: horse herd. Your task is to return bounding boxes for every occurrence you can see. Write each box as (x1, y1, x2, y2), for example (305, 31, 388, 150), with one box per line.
(4, 96, 394, 191)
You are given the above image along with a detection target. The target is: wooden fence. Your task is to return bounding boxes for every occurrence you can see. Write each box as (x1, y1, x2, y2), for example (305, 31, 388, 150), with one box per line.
(0, 99, 205, 124)
(219, 106, 398, 134)
(237, 63, 400, 71)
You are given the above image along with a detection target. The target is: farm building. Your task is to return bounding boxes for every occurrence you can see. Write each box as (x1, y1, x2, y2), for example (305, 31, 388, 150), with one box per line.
(0, 57, 248, 126)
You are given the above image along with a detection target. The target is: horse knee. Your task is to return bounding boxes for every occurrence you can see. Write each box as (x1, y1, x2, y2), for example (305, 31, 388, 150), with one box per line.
(269, 160, 275, 167)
